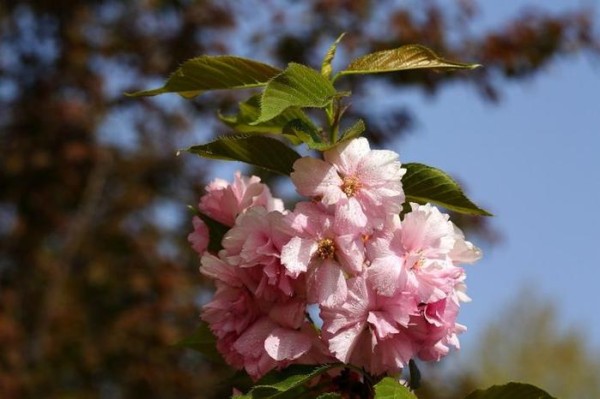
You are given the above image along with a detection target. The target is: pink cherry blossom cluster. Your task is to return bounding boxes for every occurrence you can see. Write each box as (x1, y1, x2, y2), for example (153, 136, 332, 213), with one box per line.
(189, 138, 481, 380)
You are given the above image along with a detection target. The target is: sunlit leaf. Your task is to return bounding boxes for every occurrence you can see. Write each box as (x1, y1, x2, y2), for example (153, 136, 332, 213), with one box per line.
(403, 163, 492, 216)
(254, 63, 337, 123)
(185, 135, 301, 175)
(321, 33, 346, 79)
(338, 44, 480, 78)
(126, 56, 281, 98)
(174, 323, 224, 364)
(464, 382, 557, 399)
(218, 94, 314, 144)
(235, 364, 338, 399)
(373, 377, 417, 399)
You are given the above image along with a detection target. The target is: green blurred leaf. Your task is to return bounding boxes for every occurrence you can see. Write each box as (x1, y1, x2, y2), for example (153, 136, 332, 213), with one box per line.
(254, 63, 337, 123)
(126, 56, 281, 98)
(219, 94, 316, 144)
(174, 323, 224, 364)
(403, 162, 492, 216)
(321, 33, 346, 79)
(373, 377, 417, 399)
(316, 393, 342, 399)
(185, 135, 301, 175)
(338, 44, 480, 78)
(235, 364, 337, 399)
(339, 119, 365, 142)
(464, 382, 557, 399)
(283, 119, 330, 150)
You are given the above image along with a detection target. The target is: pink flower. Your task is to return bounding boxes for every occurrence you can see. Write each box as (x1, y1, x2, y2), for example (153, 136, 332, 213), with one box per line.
(280, 202, 366, 306)
(188, 215, 210, 255)
(201, 235, 321, 380)
(367, 203, 479, 303)
(291, 138, 405, 228)
(221, 207, 297, 299)
(407, 296, 466, 362)
(199, 172, 284, 226)
(321, 275, 418, 375)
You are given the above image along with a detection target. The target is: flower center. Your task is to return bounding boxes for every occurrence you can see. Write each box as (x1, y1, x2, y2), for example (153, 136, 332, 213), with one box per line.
(340, 176, 361, 197)
(316, 238, 336, 259)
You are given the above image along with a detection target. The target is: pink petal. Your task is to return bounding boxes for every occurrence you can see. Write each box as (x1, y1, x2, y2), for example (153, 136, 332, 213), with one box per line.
(309, 260, 347, 306)
(335, 234, 365, 275)
(264, 327, 312, 361)
(324, 137, 370, 175)
(367, 255, 404, 296)
(291, 157, 343, 204)
(367, 310, 400, 339)
(281, 237, 317, 277)
(326, 321, 366, 363)
(200, 253, 243, 287)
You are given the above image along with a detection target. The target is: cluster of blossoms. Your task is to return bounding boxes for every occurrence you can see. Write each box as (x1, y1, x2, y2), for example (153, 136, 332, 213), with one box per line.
(189, 138, 481, 380)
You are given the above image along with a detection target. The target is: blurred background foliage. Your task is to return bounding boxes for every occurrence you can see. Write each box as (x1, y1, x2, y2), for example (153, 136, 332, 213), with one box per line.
(0, 0, 598, 398)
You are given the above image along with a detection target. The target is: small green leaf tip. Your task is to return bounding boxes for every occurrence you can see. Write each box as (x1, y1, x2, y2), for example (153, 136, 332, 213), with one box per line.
(321, 33, 347, 79)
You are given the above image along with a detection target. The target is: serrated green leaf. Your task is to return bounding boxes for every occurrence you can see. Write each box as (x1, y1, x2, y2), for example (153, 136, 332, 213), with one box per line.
(174, 323, 224, 364)
(126, 56, 281, 98)
(185, 135, 301, 175)
(339, 119, 365, 142)
(403, 162, 492, 216)
(219, 95, 315, 144)
(254, 63, 337, 123)
(463, 382, 557, 399)
(321, 33, 346, 79)
(338, 44, 480, 78)
(283, 119, 331, 151)
(236, 364, 338, 399)
(374, 377, 417, 399)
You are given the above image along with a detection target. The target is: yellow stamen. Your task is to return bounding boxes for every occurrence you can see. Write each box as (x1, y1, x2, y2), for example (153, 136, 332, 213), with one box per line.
(316, 238, 336, 259)
(340, 176, 361, 197)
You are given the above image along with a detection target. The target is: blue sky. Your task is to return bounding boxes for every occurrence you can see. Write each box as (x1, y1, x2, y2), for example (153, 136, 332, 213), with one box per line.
(390, 2, 600, 353)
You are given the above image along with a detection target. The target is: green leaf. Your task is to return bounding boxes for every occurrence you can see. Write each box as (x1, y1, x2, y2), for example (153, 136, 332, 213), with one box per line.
(463, 382, 557, 399)
(255, 63, 338, 123)
(174, 323, 224, 364)
(373, 377, 417, 399)
(338, 44, 480, 78)
(339, 119, 366, 142)
(218, 94, 315, 144)
(402, 162, 492, 216)
(197, 212, 229, 253)
(236, 364, 338, 399)
(126, 56, 281, 98)
(321, 33, 346, 79)
(316, 393, 342, 399)
(185, 135, 301, 175)
(283, 119, 330, 151)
